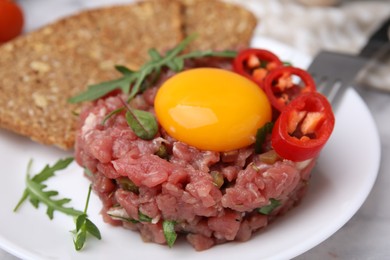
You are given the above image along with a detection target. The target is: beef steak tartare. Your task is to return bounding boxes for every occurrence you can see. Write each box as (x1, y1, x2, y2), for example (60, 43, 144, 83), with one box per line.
(75, 86, 315, 251)
(73, 40, 334, 251)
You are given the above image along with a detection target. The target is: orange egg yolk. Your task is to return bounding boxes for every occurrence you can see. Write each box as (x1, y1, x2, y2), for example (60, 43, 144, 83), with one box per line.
(154, 68, 272, 151)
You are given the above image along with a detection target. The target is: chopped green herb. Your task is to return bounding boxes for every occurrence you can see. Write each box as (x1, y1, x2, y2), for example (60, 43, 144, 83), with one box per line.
(116, 216, 139, 224)
(14, 158, 82, 219)
(72, 185, 102, 251)
(138, 211, 153, 222)
(107, 206, 138, 223)
(163, 220, 177, 248)
(257, 198, 281, 215)
(68, 34, 237, 104)
(254, 122, 274, 154)
(68, 76, 134, 103)
(106, 207, 153, 224)
(84, 167, 94, 178)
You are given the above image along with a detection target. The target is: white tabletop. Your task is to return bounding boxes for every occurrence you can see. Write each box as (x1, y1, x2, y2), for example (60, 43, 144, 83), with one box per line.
(1, 0, 390, 259)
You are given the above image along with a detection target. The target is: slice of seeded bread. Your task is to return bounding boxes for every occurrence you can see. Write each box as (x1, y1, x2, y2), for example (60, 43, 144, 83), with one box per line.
(0, 0, 183, 149)
(0, 0, 257, 150)
(181, 0, 257, 51)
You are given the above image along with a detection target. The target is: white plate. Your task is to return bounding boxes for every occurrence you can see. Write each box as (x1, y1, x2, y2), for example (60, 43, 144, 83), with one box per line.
(0, 37, 380, 260)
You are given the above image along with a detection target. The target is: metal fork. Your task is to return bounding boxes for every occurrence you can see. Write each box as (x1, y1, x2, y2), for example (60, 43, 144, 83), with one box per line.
(307, 16, 390, 108)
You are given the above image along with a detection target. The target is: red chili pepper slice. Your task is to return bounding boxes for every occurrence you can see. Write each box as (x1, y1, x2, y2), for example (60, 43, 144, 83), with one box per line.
(271, 92, 335, 162)
(233, 48, 282, 87)
(264, 66, 316, 112)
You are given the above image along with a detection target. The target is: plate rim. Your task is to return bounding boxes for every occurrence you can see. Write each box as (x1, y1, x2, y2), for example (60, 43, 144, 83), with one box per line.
(0, 36, 381, 260)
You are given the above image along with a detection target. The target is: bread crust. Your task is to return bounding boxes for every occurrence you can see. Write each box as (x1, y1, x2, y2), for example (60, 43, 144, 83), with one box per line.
(180, 0, 257, 51)
(0, 0, 256, 150)
(0, 0, 183, 149)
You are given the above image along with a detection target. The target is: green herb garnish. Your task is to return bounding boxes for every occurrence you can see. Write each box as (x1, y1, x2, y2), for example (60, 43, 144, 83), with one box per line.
(163, 220, 177, 248)
(72, 185, 102, 251)
(121, 99, 158, 140)
(106, 207, 154, 224)
(69, 35, 236, 140)
(254, 122, 274, 154)
(68, 34, 237, 104)
(107, 206, 137, 223)
(257, 198, 281, 215)
(101, 107, 124, 125)
(14, 158, 102, 251)
(14, 157, 83, 218)
(84, 167, 94, 178)
(138, 211, 153, 222)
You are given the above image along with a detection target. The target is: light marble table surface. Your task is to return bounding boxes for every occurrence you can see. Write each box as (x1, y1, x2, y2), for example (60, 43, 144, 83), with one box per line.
(1, 0, 389, 259)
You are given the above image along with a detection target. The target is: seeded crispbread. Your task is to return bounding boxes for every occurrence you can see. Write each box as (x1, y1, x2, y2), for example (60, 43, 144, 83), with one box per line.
(180, 0, 257, 51)
(0, 0, 257, 150)
(0, 0, 183, 149)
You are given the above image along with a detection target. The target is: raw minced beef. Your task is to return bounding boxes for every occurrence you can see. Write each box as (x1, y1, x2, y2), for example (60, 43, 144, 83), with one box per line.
(75, 88, 315, 251)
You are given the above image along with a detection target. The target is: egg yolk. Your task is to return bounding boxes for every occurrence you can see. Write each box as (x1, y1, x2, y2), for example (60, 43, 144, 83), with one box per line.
(154, 68, 272, 151)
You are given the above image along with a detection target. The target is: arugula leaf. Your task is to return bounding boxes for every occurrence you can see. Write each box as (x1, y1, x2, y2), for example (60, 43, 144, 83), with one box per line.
(163, 220, 177, 248)
(179, 49, 237, 59)
(257, 198, 281, 215)
(84, 219, 101, 239)
(125, 109, 158, 140)
(14, 159, 102, 251)
(254, 122, 274, 154)
(73, 225, 87, 251)
(14, 158, 82, 218)
(68, 76, 134, 103)
(120, 98, 158, 140)
(148, 48, 162, 61)
(31, 157, 74, 183)
(101, 107, 124, 125)
(26, 180, 81, 219)
(115, 65, 134, 76)
(68, 34, 237, 103)
(75, 214, 87, 231)
(72, 185, 102, 251)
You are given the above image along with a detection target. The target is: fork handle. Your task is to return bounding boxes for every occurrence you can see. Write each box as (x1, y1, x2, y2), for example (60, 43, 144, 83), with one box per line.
(359, 16, 390, 59)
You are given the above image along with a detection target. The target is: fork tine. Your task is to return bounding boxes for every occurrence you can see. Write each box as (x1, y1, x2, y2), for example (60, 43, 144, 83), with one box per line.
(306, 71, 333, 100)
(329, 83, 349, 108)
(314, 77, 348, 109)
(321, 80, 342, 104)
(306, 51, 366, 108)
(312, 75, 328, 94)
